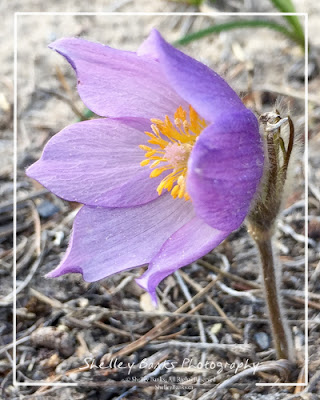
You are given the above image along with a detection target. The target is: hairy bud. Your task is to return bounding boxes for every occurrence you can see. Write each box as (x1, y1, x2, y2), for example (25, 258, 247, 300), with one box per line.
(247, 109, 295, 239)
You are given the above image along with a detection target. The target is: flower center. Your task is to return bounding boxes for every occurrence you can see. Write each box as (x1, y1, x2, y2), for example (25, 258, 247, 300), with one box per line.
(140, 105, 207, 201)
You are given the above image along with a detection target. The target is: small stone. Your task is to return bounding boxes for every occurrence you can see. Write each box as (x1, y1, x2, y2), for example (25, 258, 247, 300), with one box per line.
(37, 200, 60, 218)
(31, 326, 75, 357)
(288, 56, 319, 84)
(40, 352, 61, 369)
(254, 331, 270, 350)
(210, 323, 223, 335)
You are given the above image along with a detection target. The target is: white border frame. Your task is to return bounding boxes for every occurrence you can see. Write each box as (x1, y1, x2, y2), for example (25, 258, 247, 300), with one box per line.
(13, 11, 309, 389)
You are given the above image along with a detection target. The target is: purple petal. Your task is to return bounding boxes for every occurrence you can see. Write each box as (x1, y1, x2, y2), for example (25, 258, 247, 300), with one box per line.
(136, 217, 228, 304)
(26, 118, 166, 208)
(137, 33, 160, 60)
(49, 37, 187, 119)
(139, 29, 245, 123)
(46, 194, 195, 282)
(187, 109, 264, 231)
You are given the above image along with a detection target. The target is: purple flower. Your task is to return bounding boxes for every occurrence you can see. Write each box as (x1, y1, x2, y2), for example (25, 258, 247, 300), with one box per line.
(26, 29, 264, 303)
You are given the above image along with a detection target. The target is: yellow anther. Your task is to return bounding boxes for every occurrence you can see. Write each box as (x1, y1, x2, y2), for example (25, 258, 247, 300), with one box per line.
(171, 185, 180, 198)
(177, 175, 185, 187)
(145, 150, 157, 157)
(140, 159, 150, 166)
(140, 105, 207, 201)
(150, 160, 162, 168)
(150, 167, 169, 178)
(178, 188, 184, 199)
(139, 145, 152, 151)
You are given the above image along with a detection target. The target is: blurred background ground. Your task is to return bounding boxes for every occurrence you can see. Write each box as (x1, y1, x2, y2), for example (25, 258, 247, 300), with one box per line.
(1, 0, 320, 399)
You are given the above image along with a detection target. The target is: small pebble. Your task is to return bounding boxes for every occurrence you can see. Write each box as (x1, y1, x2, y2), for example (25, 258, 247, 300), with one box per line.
(37, 200, 60, 218)
(31, 326, 75, 357)
(288, 56, 319, 83)
(254, 331, 270, 350)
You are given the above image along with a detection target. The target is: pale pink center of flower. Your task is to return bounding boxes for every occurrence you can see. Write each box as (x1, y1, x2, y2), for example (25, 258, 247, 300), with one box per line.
(139, 105, 207, 201)
(164, 142, 192, 170)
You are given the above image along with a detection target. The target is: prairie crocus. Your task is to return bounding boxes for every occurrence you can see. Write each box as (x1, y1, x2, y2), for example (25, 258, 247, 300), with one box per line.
(27, 29, 264, 303)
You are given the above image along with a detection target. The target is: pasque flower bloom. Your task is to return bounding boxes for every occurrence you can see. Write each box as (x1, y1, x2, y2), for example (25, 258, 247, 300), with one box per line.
(27, 29, 264, 303)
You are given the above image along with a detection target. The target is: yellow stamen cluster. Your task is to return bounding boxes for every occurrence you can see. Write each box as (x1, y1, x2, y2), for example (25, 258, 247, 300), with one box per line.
(140, 105, 207, 201)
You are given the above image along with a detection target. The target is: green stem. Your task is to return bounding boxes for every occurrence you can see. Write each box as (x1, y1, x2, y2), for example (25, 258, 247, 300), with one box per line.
(270, 0, 305, 47)
(253, 232, 295, 362)
(174, 20, 303, 48)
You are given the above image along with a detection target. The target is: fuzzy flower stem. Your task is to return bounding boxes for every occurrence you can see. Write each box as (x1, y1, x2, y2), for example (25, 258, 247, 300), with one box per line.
(252, 231, 294, 361)
(248, 110, 296, 363)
